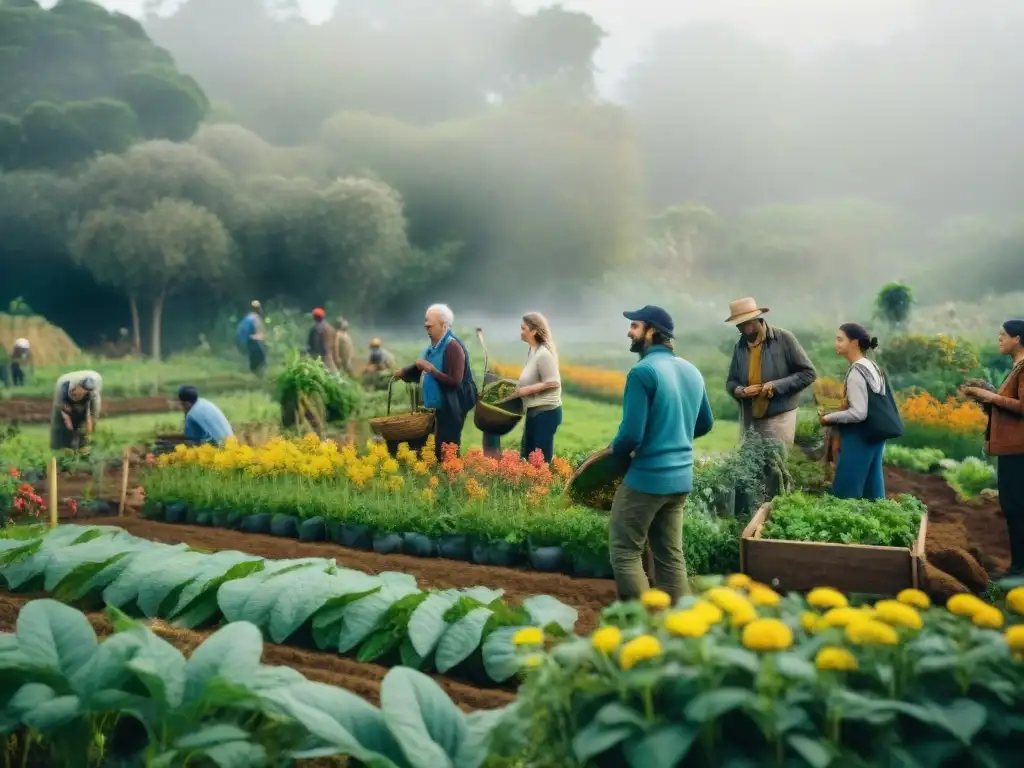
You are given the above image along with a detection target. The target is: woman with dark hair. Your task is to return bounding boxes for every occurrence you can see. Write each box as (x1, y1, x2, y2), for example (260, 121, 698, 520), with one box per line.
(963, 319, 1024, 575)
(820, 323, 889, 499)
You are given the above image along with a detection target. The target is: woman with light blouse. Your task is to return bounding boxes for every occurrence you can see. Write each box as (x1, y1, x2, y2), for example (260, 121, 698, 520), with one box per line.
(513, 312, 562, 462)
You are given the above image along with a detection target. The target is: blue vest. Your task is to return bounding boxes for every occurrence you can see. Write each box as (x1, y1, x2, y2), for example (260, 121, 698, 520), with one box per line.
(421, 330, 453, 409)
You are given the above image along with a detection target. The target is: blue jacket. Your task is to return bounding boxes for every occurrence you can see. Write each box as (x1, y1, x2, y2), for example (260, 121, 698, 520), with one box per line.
(421, 330, 453, 409)
(611, 345, 714, 495)
(184, 399, 233, 445)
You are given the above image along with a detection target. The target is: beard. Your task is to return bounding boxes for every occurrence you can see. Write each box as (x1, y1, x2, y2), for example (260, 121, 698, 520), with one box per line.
(629, 337, 647, 356)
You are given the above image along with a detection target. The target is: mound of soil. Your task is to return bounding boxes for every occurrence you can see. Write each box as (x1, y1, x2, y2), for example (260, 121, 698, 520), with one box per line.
(884, 465, 1009, 597)
(0, 591, 513, 713)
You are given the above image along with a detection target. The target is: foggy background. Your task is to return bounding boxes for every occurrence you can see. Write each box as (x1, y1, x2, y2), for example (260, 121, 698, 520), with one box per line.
(1, 0, 1022, 351)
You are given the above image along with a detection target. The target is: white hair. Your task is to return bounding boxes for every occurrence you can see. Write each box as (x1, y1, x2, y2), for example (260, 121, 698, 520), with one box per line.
(426, 303, 454, 329)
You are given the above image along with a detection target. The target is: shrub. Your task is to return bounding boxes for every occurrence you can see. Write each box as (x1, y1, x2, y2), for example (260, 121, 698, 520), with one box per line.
(897, 392, 986, 460)
(883, 444, 946, 474)
(944, 457, 998, 500)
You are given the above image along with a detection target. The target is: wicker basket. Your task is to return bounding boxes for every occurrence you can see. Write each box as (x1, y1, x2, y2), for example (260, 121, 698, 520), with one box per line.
(566, 448, 630, 511)
(474, 328, 525, 436)
(369, 380, 435, 442)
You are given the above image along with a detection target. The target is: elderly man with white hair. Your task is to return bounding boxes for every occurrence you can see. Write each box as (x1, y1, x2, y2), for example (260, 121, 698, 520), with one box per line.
(394, 303, 477, 460)
(50, 370, 103, 451)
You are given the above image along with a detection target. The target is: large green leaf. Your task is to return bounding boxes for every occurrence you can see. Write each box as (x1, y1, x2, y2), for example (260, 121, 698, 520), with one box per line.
(786, 734, 833, 768)
(16, 600, 97, 679)
(20, 694, 82, 731)
(454, 707, 508, 768)
(435, 608, 492, 674)
(684, 688, 758, 723)
(481, 627, 521, 684)
(7, 682, 57, 717)
(42, 531, 137, 592)
(124, 630, 188, 709)
(70, 630, 146, 702)
(183, 622, 264, 705)
(101, 541, 190, 607)
(137, 551, 210, 618)
(203, 740, 267, 768)
(174, 724, 250, 748)
(521, 595, 577, 634)
(461, 587, 504, 604)
(337, 583, 420, 654)
(2, 526, 116, 590)
(625, 723, 699, 768)
(168, 551, 264, 622)
(381, 667, 468, 768)
(268, 569, 381, 644)
(407, 590, 461, 659)
(572, 702, 647, 762)
(217, 564, 327, 631)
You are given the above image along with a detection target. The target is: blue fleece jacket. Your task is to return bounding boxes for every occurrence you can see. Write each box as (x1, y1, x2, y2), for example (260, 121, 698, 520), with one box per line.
(184, 398, 233, 445)
(611, 345, 714, 495)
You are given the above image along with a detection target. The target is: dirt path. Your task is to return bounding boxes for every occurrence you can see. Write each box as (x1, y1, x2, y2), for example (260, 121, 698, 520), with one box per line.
(90, 518, 615, 635)
(0, 591, 513, 712)
(0, 395, 179, 423)
(885, 466, 1008, 597)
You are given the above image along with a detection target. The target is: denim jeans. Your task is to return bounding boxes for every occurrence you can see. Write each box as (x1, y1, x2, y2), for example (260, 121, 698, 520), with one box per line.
(521, 406, 562, 463)
(832, 429, 886, 500)
(609, 484, 688, 602)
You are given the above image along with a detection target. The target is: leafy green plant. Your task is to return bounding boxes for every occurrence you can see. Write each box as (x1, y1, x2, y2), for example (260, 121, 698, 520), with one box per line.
(883, 444, 946, 474)
(488, 582, 1024, 767)
(874, 281, 914, 328)
(763, 492, 925, 547)
(785, 451, 830, 494)
(275, 351, 360, 428)
(943, 457, 997, 500)
(0, 524, 578, 686)
(0, 598, 503, 767)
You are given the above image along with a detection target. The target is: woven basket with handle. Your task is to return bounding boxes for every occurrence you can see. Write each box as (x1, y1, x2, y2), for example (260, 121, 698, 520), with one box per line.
(369, 379, 435, 442)
(473, 327, 523, 436)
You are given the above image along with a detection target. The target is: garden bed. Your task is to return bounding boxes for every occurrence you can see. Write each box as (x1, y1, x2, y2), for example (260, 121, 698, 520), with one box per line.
(741, 502, 928, 595)
(0, 591, 511, 712)
(0, 394, 180, 423)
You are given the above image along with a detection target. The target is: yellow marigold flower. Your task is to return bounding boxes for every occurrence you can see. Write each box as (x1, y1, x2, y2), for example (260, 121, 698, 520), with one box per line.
(724, 574, 752, 589)
(1007, 587, 1024, 616)
(690, 600, 724, 625)
(664, 610, 711, 638)
(897, 589, 931, 610)
(1004, 625, 1024, 652)
(706, 587, 746, 613)
(748, 585, 781, 607)
(522, 653, 544, 670)
(428, 475, 440, 489)
(801, 612, 821, 633)
(741, 618, 793, 652)
(815, 646, 858, 672)
(382, 458, 399, 474)
(413, 461, 428, 475)
(820, 607, 869, 629)
(618, 635, 663, 670)
(513, 627, 544, 647)
(972, 605, 1004, 629)
(730, 600, 758, 628)
(591, 626, 622, 654)
(845, 619, 899, 646)
(807, 587, 848, 610)
(420, 488, 435, 501)
(873, 600, 923, 631)
(947, 594, 987, 618)
(640, 589, 672, 611)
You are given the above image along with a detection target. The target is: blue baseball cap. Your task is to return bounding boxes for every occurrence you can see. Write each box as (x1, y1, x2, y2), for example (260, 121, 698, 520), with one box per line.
(623, 305, 674, 337)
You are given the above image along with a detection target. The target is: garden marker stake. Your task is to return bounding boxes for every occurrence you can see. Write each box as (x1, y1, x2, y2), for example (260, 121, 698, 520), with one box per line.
(118, 447, 131, 517)
(48, 456, 57, 529)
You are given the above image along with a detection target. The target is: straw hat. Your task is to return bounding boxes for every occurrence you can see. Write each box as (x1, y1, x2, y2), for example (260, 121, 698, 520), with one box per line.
(725, 297, 769, 324)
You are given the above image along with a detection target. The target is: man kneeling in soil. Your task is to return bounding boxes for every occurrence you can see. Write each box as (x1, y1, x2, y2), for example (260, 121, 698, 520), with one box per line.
(178, 386, 233, 446)
(609, 306, 714, 602)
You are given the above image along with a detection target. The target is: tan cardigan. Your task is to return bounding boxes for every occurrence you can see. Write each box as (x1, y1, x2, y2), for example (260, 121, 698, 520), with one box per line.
(987, 362, 1024, 456)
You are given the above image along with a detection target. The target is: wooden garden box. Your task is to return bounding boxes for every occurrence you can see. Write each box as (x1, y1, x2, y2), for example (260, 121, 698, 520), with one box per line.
(740, 504, 928, 595)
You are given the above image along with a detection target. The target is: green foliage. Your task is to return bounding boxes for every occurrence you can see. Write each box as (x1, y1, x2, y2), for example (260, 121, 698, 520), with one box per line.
(0, 0, 208, 171)
(275, 352, 360, 426)
(0, 595, 500, 767)
(896, 424, 985, 464)
(764, 492, 925, 548)
(883, 444, 945, 474)
(785, 451, 830, 495)
(489, 586, 1024, 767)
(943, 457, 998, 501)
(0, 523, 577, 691)
(874, 281, 914, 327)
(877, 333, 984, 400)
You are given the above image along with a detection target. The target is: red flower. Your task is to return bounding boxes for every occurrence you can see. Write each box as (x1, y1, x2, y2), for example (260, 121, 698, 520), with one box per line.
(17, 483, 32, 494)
(8, 467, 18, 478)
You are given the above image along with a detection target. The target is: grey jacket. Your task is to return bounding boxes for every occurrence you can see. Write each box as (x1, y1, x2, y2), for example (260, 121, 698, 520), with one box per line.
(726, 324, 816, 418)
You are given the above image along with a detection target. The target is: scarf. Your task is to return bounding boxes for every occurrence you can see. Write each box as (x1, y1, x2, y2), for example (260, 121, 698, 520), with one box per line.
(747, 322, 770, 420)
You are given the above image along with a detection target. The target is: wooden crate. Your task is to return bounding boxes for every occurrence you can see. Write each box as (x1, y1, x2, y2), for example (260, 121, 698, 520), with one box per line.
(740, 504, 928, 595)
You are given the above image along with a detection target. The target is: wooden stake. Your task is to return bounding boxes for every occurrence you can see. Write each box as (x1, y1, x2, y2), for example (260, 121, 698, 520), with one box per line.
(118, 448, 131, 517)
(47, 457, 58, 529)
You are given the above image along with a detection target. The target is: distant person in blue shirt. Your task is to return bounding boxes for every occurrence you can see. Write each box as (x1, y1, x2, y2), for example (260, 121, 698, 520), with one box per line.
(609, 305, 714, 601)
(178, 386, 233, 446)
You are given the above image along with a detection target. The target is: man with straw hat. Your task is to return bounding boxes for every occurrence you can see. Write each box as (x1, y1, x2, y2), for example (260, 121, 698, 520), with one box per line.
(725, 297, 816, 448)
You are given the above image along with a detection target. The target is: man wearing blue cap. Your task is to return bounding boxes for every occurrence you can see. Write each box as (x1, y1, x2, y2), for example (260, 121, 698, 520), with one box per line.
(178, 386, 233, 445)
(609, 305, 714, 600)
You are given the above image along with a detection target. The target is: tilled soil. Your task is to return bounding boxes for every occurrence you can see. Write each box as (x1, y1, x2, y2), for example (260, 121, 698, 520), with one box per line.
(0, 591, 514, 712)
(0, 395, 179, 423)
(92, 518, 615, 635)
(885, 465, 1009, 597)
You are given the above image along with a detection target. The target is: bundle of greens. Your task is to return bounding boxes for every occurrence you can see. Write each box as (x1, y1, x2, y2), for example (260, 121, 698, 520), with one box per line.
(943, 456, 997, 500)
(763, 491, 925, 548)
(479, 379, 521, 416)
